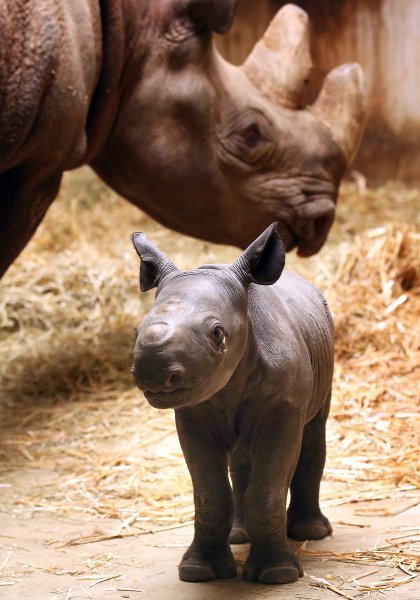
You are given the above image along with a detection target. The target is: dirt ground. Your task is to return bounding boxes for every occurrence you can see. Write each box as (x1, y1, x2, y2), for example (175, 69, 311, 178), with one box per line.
(1, 463, 419, 600)
(0, 169, 419, 599)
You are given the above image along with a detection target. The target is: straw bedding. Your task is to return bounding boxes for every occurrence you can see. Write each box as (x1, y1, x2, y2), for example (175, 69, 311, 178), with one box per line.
(0, 169, 419, 594)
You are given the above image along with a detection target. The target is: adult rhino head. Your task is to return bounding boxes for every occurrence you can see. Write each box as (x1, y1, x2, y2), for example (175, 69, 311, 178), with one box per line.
(0, 0, 366, 278)
(93, 1, 366, 256)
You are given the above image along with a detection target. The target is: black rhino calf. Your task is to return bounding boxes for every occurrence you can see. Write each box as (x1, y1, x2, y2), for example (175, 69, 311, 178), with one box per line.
(131, 223, 334, 584)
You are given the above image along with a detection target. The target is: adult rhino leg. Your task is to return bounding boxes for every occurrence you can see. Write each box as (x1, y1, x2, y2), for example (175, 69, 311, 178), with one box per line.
(0, 170, 62, 278)
(287, 400, 332, 541)
(228, 441, 251, 544)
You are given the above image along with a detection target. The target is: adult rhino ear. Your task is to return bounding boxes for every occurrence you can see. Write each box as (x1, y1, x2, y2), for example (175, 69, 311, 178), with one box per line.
(232, 223, 285, 286)
(131, 233, 178, 292)
(157, 0, 237, 35)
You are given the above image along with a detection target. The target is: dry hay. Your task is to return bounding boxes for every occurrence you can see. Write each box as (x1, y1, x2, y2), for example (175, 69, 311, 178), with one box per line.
(0, 169, 419, 595)
(322, 223, 419, 503)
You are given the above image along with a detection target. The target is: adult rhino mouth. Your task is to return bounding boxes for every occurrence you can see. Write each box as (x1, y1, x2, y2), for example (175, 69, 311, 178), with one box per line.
(278, 196, 336, 257)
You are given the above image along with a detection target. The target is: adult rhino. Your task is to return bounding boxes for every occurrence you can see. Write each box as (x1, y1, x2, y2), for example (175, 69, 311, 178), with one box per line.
(0, 0, 366, 277)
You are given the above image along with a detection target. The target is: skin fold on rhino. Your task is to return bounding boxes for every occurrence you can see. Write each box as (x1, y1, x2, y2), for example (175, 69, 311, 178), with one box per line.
(0, 0, 366, 278)
(131, 223, 334, 584)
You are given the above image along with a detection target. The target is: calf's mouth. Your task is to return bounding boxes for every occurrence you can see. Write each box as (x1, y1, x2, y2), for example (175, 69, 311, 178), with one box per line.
(143, 388, 191, 409)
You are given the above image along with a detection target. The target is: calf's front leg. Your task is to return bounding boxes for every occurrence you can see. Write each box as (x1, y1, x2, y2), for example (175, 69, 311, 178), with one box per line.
(175, 406, 236, 582)
(243, 404, 304, 584)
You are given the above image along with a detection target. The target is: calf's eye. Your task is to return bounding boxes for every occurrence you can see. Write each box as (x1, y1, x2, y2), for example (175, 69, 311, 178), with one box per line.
(212, 324, 226, 349)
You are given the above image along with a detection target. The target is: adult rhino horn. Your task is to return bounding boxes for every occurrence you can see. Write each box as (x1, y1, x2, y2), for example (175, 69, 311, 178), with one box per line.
(241, 4, 312, 109)
(311, 63, 367, 164)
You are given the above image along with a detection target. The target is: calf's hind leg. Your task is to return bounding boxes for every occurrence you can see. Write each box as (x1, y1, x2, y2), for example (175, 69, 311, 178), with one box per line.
(287, 404, 332, 541)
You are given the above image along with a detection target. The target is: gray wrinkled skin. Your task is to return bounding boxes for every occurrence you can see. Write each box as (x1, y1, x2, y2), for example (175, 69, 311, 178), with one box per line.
(131, 223, 334, 584)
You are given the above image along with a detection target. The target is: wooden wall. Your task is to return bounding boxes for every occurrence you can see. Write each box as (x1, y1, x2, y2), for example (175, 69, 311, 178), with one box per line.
(217, 0, 420, 182)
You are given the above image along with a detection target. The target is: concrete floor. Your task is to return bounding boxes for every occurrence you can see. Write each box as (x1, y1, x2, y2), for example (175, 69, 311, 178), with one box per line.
(0, 500, 418, 599)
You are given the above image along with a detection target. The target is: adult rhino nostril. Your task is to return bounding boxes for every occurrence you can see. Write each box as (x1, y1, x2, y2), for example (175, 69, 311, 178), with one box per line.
(313, 211, 334, 239)
(295, 199, 336, 257)
(295, 199, 335, 241)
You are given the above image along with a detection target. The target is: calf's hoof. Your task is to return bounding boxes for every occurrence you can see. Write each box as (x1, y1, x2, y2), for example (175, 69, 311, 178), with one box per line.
(178, 549, 237, 582)
(242, 554, 303, 584)
(229, 524, 250, 544)
(287, 513, 332, 541)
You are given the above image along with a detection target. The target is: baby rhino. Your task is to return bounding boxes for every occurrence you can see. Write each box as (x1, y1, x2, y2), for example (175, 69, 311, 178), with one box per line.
(131, 223, 334, 585)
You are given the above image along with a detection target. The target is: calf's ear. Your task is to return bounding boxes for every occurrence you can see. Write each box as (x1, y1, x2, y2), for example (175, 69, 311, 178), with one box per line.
(131, 233, 178, 292)
(157, 0, 237, 34)
(232, 223, 285, 286)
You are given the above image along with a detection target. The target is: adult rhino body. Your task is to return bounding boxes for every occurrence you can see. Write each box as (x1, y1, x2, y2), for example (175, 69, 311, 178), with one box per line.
(0, 0, 366, 277)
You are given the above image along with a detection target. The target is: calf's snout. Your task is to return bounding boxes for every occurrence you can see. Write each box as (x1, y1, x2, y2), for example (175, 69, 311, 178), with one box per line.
(132, 363, 187, 393)
(132, 320, 189, 393)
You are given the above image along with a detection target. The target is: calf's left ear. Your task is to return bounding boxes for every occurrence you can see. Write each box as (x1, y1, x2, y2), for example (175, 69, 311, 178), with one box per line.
(131, 233, 178, 292)
(232, 223, 285, 286)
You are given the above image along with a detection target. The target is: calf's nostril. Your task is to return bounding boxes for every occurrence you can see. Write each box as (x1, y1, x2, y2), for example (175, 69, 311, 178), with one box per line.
(165, 367, 186, 390)
(131, 363, 186, 393)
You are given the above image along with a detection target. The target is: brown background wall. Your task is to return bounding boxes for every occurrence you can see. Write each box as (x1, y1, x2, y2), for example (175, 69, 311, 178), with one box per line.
(217, 0, 420, 182)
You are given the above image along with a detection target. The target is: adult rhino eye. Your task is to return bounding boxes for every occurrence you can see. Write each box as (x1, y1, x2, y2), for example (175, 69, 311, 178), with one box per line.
(242, 123, 262, 148)
(212, 324, 226, 350)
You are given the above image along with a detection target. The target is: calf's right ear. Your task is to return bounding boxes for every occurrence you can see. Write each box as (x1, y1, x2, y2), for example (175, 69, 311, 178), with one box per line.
(131, 233, 178, 292)
(231, 223, 285, 286)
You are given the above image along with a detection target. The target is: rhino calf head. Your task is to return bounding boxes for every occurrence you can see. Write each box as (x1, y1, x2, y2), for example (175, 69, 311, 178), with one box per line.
(130, 229, 275, 408)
